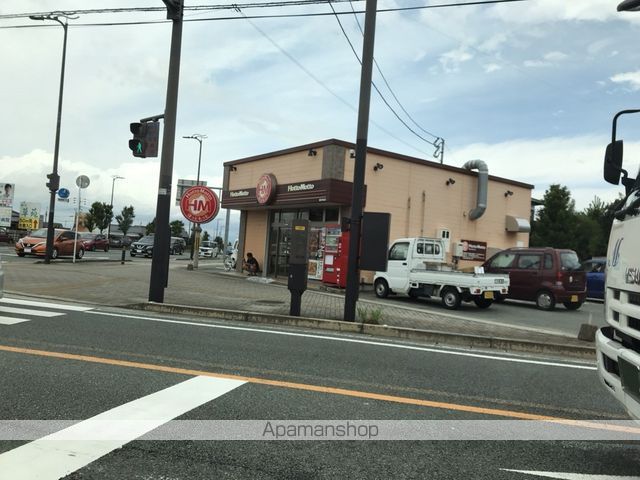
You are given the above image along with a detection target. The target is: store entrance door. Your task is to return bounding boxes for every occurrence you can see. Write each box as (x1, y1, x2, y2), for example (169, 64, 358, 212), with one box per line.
(268, 226, 291, 277)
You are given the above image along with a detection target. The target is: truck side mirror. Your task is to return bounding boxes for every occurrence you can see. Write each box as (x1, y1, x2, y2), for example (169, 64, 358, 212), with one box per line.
(604, 140, 623, 185)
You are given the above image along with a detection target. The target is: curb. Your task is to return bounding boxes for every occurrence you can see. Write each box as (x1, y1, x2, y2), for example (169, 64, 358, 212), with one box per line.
(132, 302, 595, 360)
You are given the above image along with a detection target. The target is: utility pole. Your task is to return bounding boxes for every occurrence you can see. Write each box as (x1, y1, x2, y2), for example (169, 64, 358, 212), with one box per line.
(343, 0, 378, 322)
(29, 13, 76, 263)
(149, 0, 183, 303)
(183, 134, 207, 270)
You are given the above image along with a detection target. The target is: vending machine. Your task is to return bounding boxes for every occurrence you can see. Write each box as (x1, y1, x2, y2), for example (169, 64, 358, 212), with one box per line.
(322, 226, 350, 288)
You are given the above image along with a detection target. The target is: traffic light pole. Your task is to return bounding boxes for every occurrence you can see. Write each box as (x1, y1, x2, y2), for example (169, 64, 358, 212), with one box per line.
(343, 0, 377, 322)
(149, 0, 183, 303)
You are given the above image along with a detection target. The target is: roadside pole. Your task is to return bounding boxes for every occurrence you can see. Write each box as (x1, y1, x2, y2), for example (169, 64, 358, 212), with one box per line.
(343, 0, 378, 322)
(149, 0, 183, 303)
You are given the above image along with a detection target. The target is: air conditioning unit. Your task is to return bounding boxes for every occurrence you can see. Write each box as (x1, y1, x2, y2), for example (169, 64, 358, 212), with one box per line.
(437, 228, 451, 252)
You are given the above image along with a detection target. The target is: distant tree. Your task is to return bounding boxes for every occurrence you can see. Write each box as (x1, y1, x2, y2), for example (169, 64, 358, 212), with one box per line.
(86, 202, 113, 234)
(214, 235, 224, 251)
(83, 212, 96, 232)
(202, 231, 210, 242)
(530, 184, 577, 249)
(573, 213, 603, 260)
(116, 206, 135, 236)
(146, 218, 156, 235)
(170, 220, 185, 237)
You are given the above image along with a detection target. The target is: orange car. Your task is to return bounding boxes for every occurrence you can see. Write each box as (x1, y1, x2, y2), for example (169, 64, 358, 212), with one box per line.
(15, 228, 85, 260)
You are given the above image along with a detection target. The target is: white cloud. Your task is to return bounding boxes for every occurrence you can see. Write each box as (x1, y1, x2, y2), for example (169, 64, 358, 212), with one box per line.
(439, 46, 473, 73)
(543, 51, 568, 61)
(490, 0, 621, 24)
(610, 70, 640, 90)
(483, 63, 502, 73)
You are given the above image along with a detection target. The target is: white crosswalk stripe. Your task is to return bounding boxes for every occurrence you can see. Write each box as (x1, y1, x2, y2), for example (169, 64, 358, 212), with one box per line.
(0, 298, 93, 325)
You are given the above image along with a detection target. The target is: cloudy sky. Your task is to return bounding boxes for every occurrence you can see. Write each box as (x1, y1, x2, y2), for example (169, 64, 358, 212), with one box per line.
(2, 0, 640, 238)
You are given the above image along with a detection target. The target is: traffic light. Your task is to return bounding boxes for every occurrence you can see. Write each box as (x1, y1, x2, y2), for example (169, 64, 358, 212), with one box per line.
(129, 121, 160, 158)
(129, 122, 146, 157)
(46, 173, 60, 192)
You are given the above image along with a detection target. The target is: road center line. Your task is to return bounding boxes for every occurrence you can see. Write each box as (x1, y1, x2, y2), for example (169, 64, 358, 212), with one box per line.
(1, 343, 633, 437)
(0, 375, 245, 480)
(87, 310, 596, 371)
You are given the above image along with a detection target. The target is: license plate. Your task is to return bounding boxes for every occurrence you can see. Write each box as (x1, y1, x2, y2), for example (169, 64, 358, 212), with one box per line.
(571, 295, 578, 302)
(24, 247, 31, 253)
(484, 291, 494, 299)
(619, 357, 640, 401)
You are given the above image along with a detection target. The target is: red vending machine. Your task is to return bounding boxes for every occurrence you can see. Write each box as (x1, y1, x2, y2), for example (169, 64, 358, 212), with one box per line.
(322, 227, 350, 288)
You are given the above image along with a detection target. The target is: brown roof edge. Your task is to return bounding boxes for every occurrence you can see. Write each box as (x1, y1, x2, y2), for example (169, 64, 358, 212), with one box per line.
(223, 139, 534, 190)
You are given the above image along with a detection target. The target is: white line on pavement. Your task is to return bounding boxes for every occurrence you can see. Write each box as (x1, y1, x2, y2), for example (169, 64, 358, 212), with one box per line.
(0, 316, 30, 325)
(0, 375, 245, 480)
(87, 310, 596, 371)
(0, 306, 64, 317)
(0, 298, 93, 311)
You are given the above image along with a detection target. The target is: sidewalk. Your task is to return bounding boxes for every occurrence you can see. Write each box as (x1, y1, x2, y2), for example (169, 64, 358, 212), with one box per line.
(0, 256, 595, 355)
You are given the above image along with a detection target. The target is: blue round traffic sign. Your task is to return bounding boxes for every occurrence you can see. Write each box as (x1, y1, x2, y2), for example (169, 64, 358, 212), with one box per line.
(58, 188, 70, 199)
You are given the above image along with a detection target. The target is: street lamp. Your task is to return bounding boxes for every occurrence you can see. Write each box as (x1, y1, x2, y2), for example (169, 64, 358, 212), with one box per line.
(183, 134, 207, 268)
(108, 175, 125, 239)
(30, 12, 77, 263)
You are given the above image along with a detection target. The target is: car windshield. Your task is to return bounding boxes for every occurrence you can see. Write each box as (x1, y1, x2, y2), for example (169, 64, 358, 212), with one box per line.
(80, 233, 96, 240)
(138, 236, 155, 244)
(560, 252, 581, 271)
(29, 228, 49, 238)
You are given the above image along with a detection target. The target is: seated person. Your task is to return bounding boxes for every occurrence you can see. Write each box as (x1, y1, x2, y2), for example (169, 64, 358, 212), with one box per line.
(242, 252, 260, 275)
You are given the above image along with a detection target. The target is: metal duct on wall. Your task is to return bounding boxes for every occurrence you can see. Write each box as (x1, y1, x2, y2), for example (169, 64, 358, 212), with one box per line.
(462, 159, 488, 220)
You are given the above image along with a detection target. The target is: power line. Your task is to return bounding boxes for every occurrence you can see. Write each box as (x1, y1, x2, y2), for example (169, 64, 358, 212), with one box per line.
(0, 0, 530, 29)
(328, 0, 442, 158)
(237, 8, 432, 157)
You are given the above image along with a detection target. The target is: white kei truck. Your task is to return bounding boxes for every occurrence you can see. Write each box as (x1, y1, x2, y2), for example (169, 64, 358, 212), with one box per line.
(373, 237, 509, 310)
(596, 109, 640, 420)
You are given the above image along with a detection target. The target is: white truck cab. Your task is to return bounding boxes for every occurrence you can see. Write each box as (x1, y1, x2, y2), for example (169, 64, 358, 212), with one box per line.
(374, 237, 509, 310)
(595, 109, 640, 420)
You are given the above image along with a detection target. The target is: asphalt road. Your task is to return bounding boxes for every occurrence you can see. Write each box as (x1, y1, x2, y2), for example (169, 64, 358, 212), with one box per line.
(0, 296, 637, 479)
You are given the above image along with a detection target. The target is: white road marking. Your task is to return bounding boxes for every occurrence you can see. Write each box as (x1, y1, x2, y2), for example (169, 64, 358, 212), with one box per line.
(0, 297, 93, 311)
(0, 375, 245, 480)
(502, 469, 640, 479)
(0, 316, 30, 325)
(88, 310, 596, 371)
(0, 306, 64, 317)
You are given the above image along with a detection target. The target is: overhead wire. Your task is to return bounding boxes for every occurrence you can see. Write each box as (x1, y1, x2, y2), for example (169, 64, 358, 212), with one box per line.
(235, 7, 431, 156)
(0, 0, 530, 29)
(328, 0, 443, 159)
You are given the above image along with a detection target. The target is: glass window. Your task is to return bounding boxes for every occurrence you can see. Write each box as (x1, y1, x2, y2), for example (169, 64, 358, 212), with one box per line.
(309, 208, 323, 221)
(516, 254, 542, 270)
(325, 208, 339, 222)
(424, 242, 434, 255)
(416, 242, 424, 254)
(560, 252, 581, 271)
(389, 242, 409, 261)
(435, 244, 441, 255)
(490, 252, 515, 268)
(544, 253, 553, 269)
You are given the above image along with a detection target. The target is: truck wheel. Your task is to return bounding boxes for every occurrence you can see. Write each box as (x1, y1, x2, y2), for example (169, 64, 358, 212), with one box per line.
(374, 279, 389, 298)
(563, 300, 583, 311)
(441, 287, 461, 310)
(473, 297, 493, 309)
(535, 290, 556, 311)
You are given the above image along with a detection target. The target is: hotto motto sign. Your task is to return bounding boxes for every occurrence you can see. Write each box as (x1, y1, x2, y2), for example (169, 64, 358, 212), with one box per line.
(180, 186, 220, 224)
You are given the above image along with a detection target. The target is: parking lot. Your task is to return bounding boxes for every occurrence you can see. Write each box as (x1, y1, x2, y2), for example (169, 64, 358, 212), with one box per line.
(0, 242, 605, 341)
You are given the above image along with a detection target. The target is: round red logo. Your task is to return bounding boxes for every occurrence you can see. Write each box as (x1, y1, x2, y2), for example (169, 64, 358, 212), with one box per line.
(256, 174, 277, 205)
(180, 186, 220, 224)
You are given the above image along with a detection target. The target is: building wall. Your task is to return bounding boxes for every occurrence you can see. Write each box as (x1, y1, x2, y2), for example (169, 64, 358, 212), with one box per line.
(227, 142, 533, 279)
(244, 209, 269, 268)
(230, 150, 323, 188)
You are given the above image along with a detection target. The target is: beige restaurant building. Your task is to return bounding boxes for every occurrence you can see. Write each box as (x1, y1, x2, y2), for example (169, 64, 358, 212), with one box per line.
(221, 139, 533, 282)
